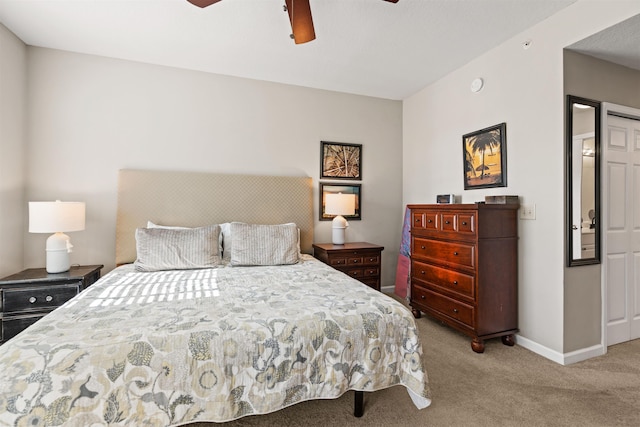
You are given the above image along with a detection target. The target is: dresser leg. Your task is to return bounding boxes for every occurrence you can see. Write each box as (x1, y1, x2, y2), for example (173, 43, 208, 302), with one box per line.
(411, 308, 422, 319)
(471, 338, 485, 353)
(501, 334, 515, 346)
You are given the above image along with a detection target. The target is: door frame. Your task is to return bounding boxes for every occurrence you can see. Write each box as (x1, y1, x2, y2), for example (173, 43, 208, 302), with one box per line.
(601, 102, 640, 350)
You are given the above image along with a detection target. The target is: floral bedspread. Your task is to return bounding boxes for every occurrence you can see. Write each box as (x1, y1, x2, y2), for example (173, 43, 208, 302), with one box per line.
(0, 255, 431, 426)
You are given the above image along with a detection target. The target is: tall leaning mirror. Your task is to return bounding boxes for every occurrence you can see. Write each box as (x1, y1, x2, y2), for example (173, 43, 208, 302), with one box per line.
(566, 95, 601, 266)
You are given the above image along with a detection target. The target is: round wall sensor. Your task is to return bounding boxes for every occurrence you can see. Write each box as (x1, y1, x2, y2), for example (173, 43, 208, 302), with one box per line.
(470, 78, 484, 93)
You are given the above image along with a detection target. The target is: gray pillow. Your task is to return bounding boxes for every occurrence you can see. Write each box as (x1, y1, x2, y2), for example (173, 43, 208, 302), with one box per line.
(134, 224, 221, 271)
(230, 222, 299, 266)
(147, 220, 224, 258)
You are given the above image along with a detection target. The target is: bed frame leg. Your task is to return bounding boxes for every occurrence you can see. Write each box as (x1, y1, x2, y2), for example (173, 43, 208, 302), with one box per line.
(354, 391, 364, 417)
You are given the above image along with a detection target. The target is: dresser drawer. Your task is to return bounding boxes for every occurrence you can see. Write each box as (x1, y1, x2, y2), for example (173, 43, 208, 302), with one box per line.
(413, 210, 476, 237)
(412, 260, 475, 299)
(412, 286, 474, 328)
(413, 237, 475, 269)
(2, 282, 81, 314)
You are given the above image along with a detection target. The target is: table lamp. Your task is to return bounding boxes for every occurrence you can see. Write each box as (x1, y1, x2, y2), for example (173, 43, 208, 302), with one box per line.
(325, 193, 356, 245)
(29, 200, 85, 273)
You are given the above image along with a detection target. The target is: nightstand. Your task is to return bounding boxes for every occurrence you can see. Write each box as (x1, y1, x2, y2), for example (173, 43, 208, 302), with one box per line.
(312, 242, 384, 291)
(0, 264, 103, 344)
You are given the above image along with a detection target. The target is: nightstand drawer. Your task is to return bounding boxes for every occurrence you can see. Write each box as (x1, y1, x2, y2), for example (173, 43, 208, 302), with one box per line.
(312, 242, 384, 291)
(364, 267, 379, 277)
(363, 255, 380, 265)
(0, 265, 103, 345)
(344, 268, 364, 279)
(1, 314, 42, 342)
(3, 282, 81, 314)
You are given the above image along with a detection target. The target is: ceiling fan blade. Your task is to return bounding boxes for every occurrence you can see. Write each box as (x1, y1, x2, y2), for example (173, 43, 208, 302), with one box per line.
(285, 0, 315, 44)
(383, 0, 400, 3)
(186, 0, 223, 8)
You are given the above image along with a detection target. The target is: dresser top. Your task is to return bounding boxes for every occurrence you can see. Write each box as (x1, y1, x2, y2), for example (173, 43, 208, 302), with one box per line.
(407, 203, 519, 210)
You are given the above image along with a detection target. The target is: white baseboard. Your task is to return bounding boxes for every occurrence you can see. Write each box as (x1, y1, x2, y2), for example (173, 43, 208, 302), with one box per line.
(516, 335, 606, 365)
(561, 344, 606, 365)
(381, 285, 395, 294)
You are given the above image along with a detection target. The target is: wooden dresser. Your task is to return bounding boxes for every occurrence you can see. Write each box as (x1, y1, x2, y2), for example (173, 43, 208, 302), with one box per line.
(408, 204, 518, 353)
(313, 242, 384, 291)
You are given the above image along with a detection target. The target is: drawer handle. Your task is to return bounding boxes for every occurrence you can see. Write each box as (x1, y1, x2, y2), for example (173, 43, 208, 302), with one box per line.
(462, 221, 467, 225)
(421, 245, 425, 249)
(46, 295, 53, 302)
(453, 308, 459, 314)
(352, 260, 359, 263)
(421, 295, 425, 300)
(445, 220, 450, 224)
(453, 281, 458, 285)
(368, 257, 375, 262)
(415, 218, 420, 222)
(29, 297, 36, 304)
(420, 270, 425, 275)
(427, 219, 432, 223)
(453, 251, 458, 256)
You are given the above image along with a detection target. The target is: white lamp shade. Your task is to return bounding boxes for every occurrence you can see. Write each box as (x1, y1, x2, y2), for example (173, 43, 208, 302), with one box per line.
(325, 193, 356, 216)
(29, 201, 86, 233)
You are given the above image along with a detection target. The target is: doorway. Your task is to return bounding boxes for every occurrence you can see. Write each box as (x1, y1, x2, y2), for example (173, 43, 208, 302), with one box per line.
(602, 103, 640, 346)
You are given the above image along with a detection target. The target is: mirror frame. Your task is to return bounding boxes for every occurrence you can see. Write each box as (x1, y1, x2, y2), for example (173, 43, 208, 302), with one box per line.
(566, 95, 601, 267)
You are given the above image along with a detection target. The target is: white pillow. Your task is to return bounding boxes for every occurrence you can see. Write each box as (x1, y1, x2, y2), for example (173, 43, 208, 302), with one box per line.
(134, 224, 221, 272)
(148, 221, 224, 260)
(221, 222, 232, 261)
(230, 222, 299, 266)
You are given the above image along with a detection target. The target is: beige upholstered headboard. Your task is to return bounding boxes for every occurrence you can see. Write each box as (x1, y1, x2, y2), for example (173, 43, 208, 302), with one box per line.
(116, 169, 314, 265)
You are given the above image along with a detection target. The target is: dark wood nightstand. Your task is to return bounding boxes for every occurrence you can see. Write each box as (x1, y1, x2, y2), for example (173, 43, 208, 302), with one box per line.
(312, 242, 384, 291)
(0, 264, 103, 344)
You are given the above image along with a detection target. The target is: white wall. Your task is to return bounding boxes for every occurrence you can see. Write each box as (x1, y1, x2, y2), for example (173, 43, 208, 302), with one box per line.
(403, 1, 640, 358)
(0, 25, 26, 277)
(23, 48, 404, 287)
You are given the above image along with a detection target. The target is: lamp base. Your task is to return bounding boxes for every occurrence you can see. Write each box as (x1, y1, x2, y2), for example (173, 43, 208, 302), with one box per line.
(46, 232, 72, 273)
(331, 215, 349, 245)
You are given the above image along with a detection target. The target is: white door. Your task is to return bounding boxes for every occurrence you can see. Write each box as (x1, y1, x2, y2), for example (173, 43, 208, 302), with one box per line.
(603, 111, 640, 346)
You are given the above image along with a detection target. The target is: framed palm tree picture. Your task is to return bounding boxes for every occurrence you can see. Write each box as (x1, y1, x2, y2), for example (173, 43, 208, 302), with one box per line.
(463, 123, 507, 190)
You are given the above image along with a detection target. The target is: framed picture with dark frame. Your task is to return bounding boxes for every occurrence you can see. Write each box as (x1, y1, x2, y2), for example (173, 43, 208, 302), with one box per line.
(463, 122, 507, 190)
(320, 141, 362, 180)
(319, 183, 361, 221)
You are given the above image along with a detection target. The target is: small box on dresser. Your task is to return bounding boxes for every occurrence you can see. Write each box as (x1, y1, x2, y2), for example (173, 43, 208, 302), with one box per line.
(408, 203, 518, 353)
(0, 265, 103, 344)
(312, 242, 384, 291)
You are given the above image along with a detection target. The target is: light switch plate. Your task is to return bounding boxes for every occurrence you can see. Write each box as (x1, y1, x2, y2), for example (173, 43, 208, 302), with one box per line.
(520, 204, 536, 220)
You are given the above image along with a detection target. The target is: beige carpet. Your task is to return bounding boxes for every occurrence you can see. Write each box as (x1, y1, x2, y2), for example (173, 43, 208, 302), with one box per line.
(190, 300, 640, 427)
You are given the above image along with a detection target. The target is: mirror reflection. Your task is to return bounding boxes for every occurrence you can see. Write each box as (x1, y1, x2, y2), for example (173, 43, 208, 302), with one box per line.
(566, 95, 600, 266)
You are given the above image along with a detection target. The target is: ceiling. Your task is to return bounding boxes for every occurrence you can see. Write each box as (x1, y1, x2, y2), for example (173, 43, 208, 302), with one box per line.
(0, 0, 634, 100)
(567, 13, 640, 71)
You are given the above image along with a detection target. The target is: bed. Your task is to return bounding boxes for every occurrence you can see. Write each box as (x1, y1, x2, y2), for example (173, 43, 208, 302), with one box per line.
(0, 170, 431, 426)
